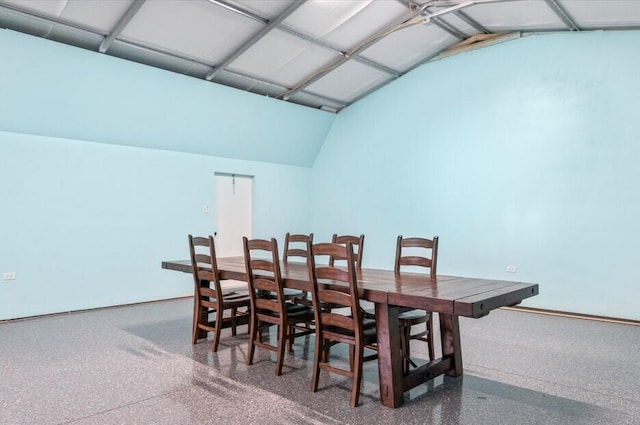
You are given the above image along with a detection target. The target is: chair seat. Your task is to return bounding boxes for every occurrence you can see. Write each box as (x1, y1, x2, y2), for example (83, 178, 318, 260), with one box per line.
(324, 324, 376, 340)
(220, 294, 251, 309)
(286, 303, 314, 318)
(362, 318, 376, 329)
(257, 288, 303, 300)
(362, 307, 375, 319)
(256, 302, 314, 319)
(398, 309, 429, 323)
(283, 288, 304, 297)
(324, 316, 376, 337)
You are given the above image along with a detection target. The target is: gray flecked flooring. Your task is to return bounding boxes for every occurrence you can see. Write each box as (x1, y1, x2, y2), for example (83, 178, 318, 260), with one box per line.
(1, 298, 638, 425)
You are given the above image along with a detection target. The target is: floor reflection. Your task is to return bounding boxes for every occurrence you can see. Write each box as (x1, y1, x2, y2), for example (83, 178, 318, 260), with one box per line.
(2, 297, 630, 425)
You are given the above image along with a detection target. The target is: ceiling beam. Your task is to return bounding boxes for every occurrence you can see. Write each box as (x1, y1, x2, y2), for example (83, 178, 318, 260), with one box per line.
(99, 0, 146, 53)
(543, 0, 580, 31)
(205, 0, 306, 81)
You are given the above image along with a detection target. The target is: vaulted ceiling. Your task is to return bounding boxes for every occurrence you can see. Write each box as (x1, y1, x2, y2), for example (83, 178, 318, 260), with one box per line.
(2, 0, 639, 113)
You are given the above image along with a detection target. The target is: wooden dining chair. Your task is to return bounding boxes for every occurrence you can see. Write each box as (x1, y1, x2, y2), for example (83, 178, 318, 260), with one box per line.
(188, 235, 251, 352)
(329, 234, 365, 269)
(243, 237, 315, 376)
(306, 241, 377, 407)
(283, 232, 314, 261)
(395, 235, 439, 372)
(283, 232, 314, 306)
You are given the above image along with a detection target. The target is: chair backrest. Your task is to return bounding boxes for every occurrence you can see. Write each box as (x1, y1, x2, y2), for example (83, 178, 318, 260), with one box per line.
(329, 234, 365, 269)
(283, 232, 314, 262)
(188, 234, 223, 297)
(394, 235, 439, 277)
(307, 241, 363, 334)
(243, 237, 286, 315)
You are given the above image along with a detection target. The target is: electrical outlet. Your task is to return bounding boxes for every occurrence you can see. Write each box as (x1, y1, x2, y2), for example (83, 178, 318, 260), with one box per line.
(506, 265, 516, 273)
(3, 272, 16, 280)
(202, 205, 210, 214)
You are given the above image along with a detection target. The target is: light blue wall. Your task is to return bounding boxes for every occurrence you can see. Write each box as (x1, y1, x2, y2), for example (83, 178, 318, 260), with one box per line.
(0, 30, 327, 320)
(311, 31, 640, 321)
(3, 28, 639, 321)
(0, 30, 335, 167)
(0, 131, 313, 320)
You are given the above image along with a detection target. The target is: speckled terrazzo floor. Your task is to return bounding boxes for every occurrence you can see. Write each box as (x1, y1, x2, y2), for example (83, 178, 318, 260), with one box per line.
(1, 298, 638, 425)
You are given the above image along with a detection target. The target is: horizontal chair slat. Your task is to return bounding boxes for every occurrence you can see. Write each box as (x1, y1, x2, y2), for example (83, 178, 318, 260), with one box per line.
(399, 256, 432, 268)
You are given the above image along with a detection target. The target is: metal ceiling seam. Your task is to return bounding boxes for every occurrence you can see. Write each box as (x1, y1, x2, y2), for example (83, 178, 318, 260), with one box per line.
(350, 56, 402, 78)
(278, 16, 431, 100)
(204, 0, 306, 81)
(206, 0, 403, 77)
(431, 17, 468, 39)
(113, 36, 348, 108)
(117, 37, 347, 109)
(278, 0, 480, 101)
(99, 0, 146, 53)
(543, 0, 580, 31)
(216, 68, 347, 107)
(277, 23, 402, 77)
(453, 10, 490, 34)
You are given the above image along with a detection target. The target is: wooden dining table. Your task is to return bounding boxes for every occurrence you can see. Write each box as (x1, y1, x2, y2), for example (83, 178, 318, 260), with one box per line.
(162, 257, 538, 408)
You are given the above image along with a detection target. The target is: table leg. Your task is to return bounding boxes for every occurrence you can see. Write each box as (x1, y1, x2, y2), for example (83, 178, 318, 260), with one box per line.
(439, 313, 463, 376)
(375, 302, 404, 408)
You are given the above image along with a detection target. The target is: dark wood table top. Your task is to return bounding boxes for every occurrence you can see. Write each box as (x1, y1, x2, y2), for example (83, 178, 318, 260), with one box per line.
(162, 257, 538, 318)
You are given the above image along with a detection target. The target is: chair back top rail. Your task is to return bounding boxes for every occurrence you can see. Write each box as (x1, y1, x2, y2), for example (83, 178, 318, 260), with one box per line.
(284, 232, 314, 261)
(395, 235, 438, 276)
(329, 234, 364, 269)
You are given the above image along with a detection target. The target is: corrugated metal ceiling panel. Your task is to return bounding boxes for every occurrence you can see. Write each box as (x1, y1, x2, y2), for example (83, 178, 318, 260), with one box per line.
(228, 28, 341, 88)
(305, 59, 394, 102)
(1, 0, 640, 113)
(360, 23, 457, 73)
(120, 0, 262, 65)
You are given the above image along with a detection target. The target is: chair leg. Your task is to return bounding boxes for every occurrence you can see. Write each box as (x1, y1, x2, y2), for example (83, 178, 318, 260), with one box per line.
(286, 325, 294, 353)
(311, 335, 323, 392)
(348, 344, 355, 371)
(231, 307, 238, 336)
(350, 343, 364, 408)
(402, 322, 412, 373)
(247, 315, 257, 366)
(212, 307, 223, 352)
(192, 300, 201, 345)
(275, 324, 286, 376)
(323, 338, 335, 363)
